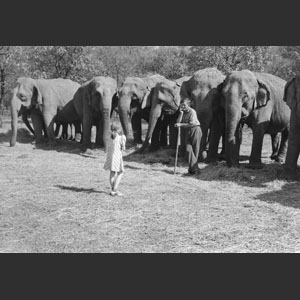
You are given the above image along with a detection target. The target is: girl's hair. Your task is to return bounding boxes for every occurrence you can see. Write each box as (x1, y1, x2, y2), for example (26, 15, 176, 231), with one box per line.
(110, 122, 122, 139)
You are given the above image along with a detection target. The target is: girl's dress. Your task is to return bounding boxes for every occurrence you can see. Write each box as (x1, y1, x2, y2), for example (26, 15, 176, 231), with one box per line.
(104, 134, 126, 172)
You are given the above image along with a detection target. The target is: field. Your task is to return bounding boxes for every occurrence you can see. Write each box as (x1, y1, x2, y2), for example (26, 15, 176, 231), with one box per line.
(1, 115, 300, 253)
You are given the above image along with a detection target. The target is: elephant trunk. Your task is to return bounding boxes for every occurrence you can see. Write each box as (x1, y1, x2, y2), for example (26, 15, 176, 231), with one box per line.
(135, 104, 162, 153)
(118, 95, 131, 140)
(10, 89, 20, 147)
(225, 100, 242, 167)
(284, 111, 300, 175)
(10, 104, 18, 147)
(102, 107, 111, 151)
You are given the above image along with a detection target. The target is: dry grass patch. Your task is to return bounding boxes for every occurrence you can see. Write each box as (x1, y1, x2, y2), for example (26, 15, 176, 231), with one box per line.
(1, 117, 300, 252)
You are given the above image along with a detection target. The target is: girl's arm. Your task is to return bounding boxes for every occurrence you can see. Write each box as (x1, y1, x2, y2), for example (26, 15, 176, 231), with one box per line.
(120, 135, 126, 150)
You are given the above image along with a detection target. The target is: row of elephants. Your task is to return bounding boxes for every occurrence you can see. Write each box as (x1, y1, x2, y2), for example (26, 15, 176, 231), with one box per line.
(9, 68, 300, 179)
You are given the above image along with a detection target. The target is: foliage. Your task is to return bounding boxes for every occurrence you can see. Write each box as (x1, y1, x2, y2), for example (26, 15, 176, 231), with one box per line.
(26, 46, 87, 81)
(141, 46, 190, 80)
(265, 46, 300, 81)
(187, 46, 272, 75)
(1, 45, 300, 109)
(93, 46, 154, 86)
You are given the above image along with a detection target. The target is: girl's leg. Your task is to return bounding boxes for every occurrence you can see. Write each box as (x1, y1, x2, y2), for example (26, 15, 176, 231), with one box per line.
(109, 171, 116, 190)
(112, 171, 124, 193)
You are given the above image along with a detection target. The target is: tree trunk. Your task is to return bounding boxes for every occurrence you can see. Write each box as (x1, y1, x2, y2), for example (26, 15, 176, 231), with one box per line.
(0, 68, 4, 102)
(0, 68, 4, 128)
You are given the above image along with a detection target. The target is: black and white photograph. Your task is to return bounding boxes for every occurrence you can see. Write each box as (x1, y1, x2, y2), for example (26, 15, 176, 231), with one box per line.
(1, 45, 299, 253)
(1, 2, 300, 257)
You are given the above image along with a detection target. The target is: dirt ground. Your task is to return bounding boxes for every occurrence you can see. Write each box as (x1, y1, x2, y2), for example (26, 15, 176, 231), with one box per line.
(1, 116, 300, 253)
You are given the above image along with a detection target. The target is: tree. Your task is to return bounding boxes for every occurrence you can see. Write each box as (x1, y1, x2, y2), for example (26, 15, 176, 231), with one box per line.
(92, 46, 150, 86)
(186, 46, 272, 75)
(267, 46, 300, 80)
(141, 46, 189, 79)
(0, 46, 12, 107)
(25, 46, 83, 79)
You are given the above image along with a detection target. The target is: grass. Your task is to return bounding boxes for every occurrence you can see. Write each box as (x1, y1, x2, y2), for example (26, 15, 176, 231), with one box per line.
(1, 117, 300, 253)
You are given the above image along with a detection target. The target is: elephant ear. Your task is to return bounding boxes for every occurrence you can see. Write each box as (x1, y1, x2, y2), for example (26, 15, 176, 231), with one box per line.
(255, 79, 271, 108)
(32, 84, 42, 107)
(180, 81, 190, 100)
(209, 87, 223, 113)
(216, 81, 225, 108)
(87, 80, 96, 106)
(172, 84, 182, 108)
(217, 81, 224, 93)
(283, 78, 294, 106)
(284, 77, 300, 118)
(111, 92, 119, 117)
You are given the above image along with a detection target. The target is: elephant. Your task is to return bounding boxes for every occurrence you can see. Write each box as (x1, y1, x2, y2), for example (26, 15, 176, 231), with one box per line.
(282, 76, 300, 179)
(10, 77, 80, 146)
(70, 76, 117, 150)
(115, 74, 166, 145)
(209, 70, 290, 168)
(10, 86, 51, 145)
(180, 68, 226, 161)
(135, 76, 191, 153)
(17, 103, 35, 136)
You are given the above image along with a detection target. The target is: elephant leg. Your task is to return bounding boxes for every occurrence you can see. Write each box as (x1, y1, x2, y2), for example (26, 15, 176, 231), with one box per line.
(206, 113, 222, 163)
(82, 114, 93, 149)
(199, 123, 209, 162)
(68, 123, 74, 140)
(270, 133, 280, 160)
(248, 124, 266, 169)
(169, 117, 177, 150)
(55, 123, 61, 137)
(70, 123, 77, 140)
(22, 113, 35, 135)
(235, 123, 243, 164)
(284, 111, 300, 179)
(141, 107, 150, 123)
(43, 109, 57, 144)
(218, 134, 226, 161)
(74, 121, 82, 142)
(218, 111, 226, 160)
(150, 118, 162, 151)
(131, 112, 143, 144)
(159, 117, 168, 147)
(96, 107, 111, 149)
(62, 123, 68, 139)
(96, 118, 104, 148)
(31, 110, 44, 144)
(276, 128, 289, 163)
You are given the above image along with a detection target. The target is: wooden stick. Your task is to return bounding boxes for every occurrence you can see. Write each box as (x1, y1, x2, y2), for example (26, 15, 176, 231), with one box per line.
(174, 110, 183, 175)
(174, 126, 181, 175)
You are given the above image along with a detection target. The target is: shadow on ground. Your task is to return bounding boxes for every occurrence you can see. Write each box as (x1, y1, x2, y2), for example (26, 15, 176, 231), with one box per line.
(55, 185, 108, 194)
(33, 140, 86, 156)
(0, 128, 35, 144)
(255, 181, 300, 209)
(0, 127, 102, 156)
(124, 146, 298, 188)
(124, 146, 177, 166)
(197, 161, 293, 188)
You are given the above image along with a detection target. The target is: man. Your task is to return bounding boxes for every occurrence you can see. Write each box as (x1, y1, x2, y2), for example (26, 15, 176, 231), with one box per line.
(175, 98, 202, 175)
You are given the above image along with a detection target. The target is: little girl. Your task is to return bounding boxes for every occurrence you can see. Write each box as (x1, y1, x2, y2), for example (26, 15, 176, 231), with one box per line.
(104, 122, 126, 196)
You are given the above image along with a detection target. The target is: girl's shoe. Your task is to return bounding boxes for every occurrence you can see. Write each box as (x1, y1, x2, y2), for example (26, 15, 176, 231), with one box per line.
(110, 191, 117, 196)
(115, 191, 123, 196)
